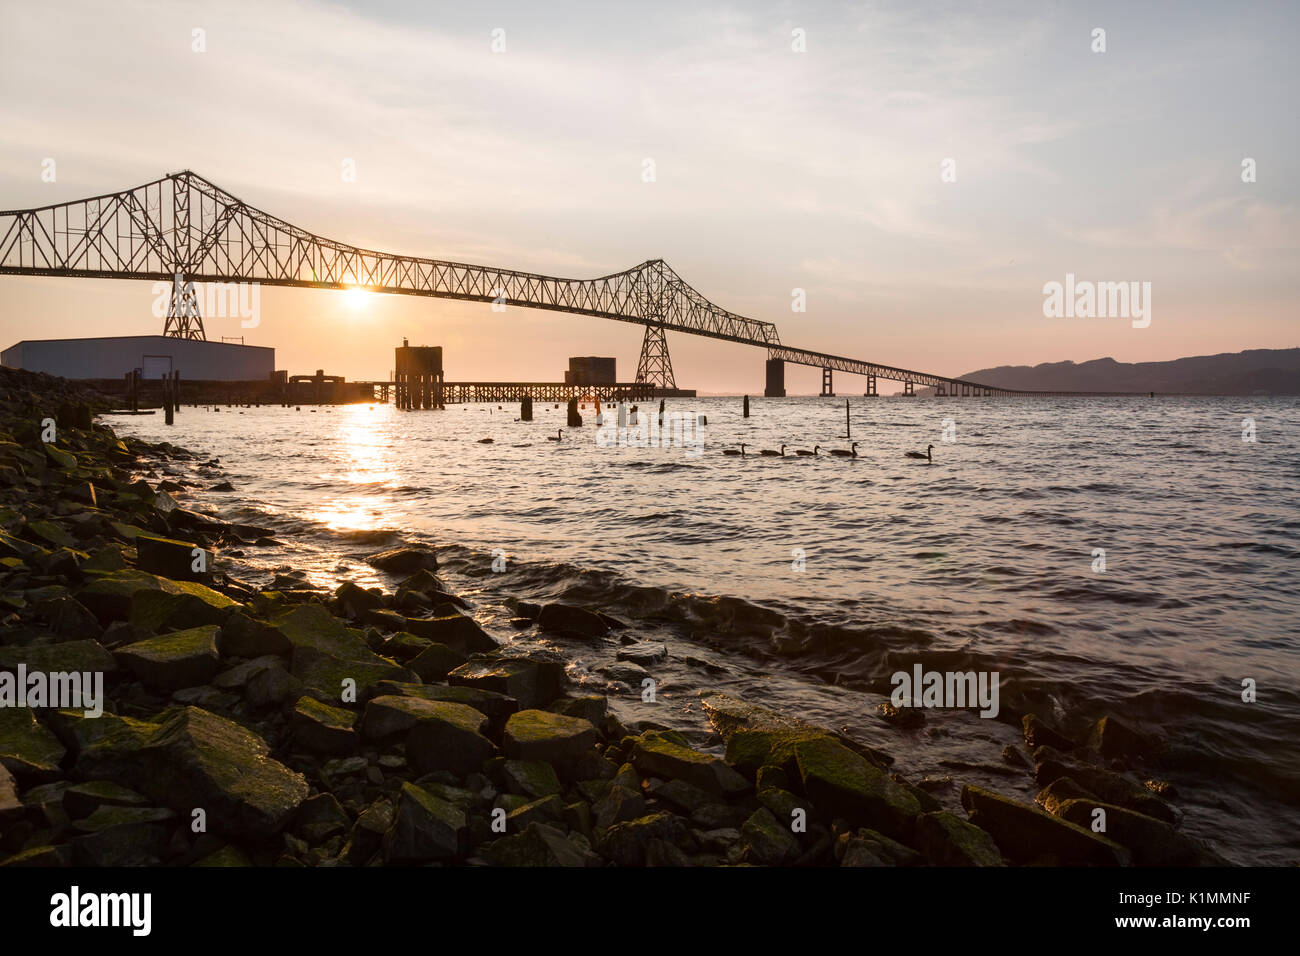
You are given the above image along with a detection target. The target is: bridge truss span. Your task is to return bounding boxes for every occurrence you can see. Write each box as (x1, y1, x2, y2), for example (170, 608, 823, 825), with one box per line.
(0, 170, 1132, 396)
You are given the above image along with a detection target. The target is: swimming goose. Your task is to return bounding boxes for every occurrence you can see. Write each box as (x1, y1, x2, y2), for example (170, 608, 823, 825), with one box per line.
(828, 442, 859, 458)
(905, 444, 934, 462)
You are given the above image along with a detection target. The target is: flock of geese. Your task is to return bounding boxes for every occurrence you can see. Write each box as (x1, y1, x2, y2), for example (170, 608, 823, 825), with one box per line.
(724, 441, 935, 462)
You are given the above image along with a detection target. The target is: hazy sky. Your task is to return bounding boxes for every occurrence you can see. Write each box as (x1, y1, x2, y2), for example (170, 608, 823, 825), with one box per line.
(1, 0, 1296, 392)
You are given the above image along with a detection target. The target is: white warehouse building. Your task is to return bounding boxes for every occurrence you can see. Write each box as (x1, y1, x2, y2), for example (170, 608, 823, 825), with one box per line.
(1, 335, 275, 381)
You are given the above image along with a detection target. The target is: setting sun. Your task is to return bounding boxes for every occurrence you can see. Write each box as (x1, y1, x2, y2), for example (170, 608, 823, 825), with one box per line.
(344, 285, 372, 310)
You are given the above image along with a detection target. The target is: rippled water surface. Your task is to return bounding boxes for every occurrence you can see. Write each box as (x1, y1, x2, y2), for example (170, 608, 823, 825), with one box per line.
(115, 395, 1300, 864)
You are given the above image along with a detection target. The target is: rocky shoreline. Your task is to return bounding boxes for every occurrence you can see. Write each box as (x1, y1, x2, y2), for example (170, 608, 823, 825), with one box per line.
(0, 366, 1231, 867)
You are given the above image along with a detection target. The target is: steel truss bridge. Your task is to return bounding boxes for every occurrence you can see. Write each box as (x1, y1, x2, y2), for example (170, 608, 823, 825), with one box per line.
(0, 171, 1124, 397)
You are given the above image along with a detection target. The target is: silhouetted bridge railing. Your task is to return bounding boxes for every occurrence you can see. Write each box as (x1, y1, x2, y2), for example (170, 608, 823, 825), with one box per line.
(0, 171, 1137, 398)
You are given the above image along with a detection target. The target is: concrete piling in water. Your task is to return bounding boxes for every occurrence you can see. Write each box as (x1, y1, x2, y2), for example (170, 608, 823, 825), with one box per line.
(566, 398, 583, 427)
(173, 370, 181, 415)
(743, 394, 750, 418)
(521, 395, 533, 421)
(845, 398, 850, 438)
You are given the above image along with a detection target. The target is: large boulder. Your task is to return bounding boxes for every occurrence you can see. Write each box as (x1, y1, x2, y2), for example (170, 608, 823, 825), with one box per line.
(1053, 799, 1229, 865)
(448, 654, 564, 710)
(401, 701, 495, 777)
(792, 736, 921, 841)
(0, 707, 67, 778)
(115, 626, 220, 692)
(536, 603, 608, 639)
(366, 547, 437, 575)
(503, 710, 598, 764)
(75, 706, 308, 839)
(960, 785, 1129, 866)
(135, 533, 213, 583)
(914, 810, 1004, 866)
(383, 782, 466, 863)
(631, 731, 748, 796)
(400, 612, 496, 653)
(290, 696, 358, 755)
(741, 807, 801, 865)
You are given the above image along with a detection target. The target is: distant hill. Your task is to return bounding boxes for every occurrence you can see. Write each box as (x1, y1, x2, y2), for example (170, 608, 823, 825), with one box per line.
(929, 348, 1300, 395)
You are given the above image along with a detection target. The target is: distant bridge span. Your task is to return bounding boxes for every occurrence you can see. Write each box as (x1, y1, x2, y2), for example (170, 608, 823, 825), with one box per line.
(0, 171, 1124, 397)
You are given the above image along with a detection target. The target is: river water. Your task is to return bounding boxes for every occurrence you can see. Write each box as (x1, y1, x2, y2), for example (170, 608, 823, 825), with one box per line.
(113, 394, 1300, 865)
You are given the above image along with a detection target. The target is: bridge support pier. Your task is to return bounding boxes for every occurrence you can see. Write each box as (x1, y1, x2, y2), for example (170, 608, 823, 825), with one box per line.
(864, 374, 878, 397)
(820, 368, 834, 397)
(936, 383, 947, 397)
(764, 358, 786, 397)
(902, 381, 915, 397)
(163, 271, 206, 340)
(637, 323, 677, 391)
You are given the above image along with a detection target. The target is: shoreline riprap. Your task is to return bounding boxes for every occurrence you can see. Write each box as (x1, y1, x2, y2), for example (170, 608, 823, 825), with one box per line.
(0, 366, 1230, 866)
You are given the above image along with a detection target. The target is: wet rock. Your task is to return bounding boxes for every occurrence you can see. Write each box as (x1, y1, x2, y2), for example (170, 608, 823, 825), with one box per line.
(1035, 776, 1098, 815)
(536, 603, 608, 639)
(741, 807, 800, 865)
(793, 736, 920, 841)
(35, 595, 102, 640)
(914, 810, 1004, 866)
(449, 654, 564, 710)
(334, 581, 384, 620)
(960, 785, 1129, 866)
(485, 821, 589, 866)
(876, 702, 925, 727)
(408, 643, 470, 683)
(1033, 746, 1177, 823)
(501, 760, 562, 799)
(76, 706, 308, 839)
(1053, 799, 1229, 865)
(1022, 714, 1078, 752)
(503, 710, 598, 765)
(366, 547, 437, 575)
(291, 696, 359, 755)
(383, 782, 465, 863)
(549, 695, 608, 725)
(631, 731, 748, 796)
(135, 533, 212, 583)
(1086, 715, 1155, 760)
(401, 612, 497, 654)
(115, 625, 220, 692)
(596, 662, 651, 684)
(616, 642, 667, 665)
(838, 827, 920, 866)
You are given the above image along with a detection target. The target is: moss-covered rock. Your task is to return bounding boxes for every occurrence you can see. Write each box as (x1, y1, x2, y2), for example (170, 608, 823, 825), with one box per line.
(960, 785, 1129, 866)
(115, 625, 220, 692)
(793, 736, 921, 841)
(501, 759, 562, 799)
(1053, 799, 1228, 865)
(914, 810, 1004, 866)
(485, 821, 589, 866)
(75, 705, 308, 839)
(503, 710, 598, 764)
(382, 782, 465, 864)
(291, 696, 358, 755)
(741, 807, 800, 865)
(0, 706, 67, 778)
(631, 730, 748, 796)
